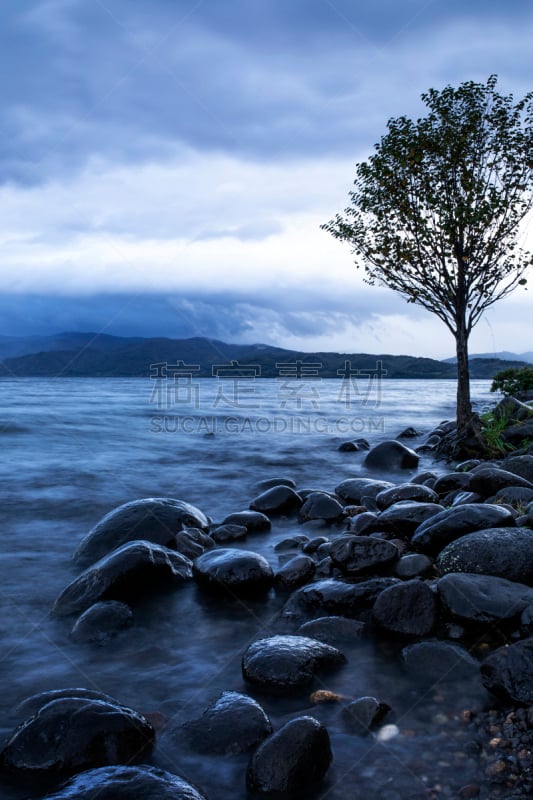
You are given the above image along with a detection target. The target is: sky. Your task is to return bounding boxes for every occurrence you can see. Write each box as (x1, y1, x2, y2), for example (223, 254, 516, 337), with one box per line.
(0, 0, 531, 358)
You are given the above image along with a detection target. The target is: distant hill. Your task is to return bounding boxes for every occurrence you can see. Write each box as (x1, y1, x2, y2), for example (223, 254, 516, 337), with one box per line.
(0, 332, 529, 379)
(444, 351, 533, 364)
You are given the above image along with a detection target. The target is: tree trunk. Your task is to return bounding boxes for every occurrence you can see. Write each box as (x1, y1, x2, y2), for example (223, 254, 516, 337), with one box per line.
(455, 322, 473, 437)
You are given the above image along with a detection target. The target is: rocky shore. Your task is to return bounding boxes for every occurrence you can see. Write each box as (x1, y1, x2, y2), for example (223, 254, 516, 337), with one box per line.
(1, 398, 533, 799)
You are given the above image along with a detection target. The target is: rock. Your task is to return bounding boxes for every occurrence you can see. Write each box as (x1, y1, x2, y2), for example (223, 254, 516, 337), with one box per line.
(364, 440, 419, 470)
(299, 492, 344, 522)
(436, 528, 533, 584)
(329, 536, 399, 575)
(503, 420, 533, 445)
(38, 765, 207, 799)
(486, 486, 533, 506)
(182, 691, 272, 754)
(481, 637, 533, 703)
(70, 601, 133, 644)
(274, 555, 315, 590)
(255, 477, 296, 491)
(335, 478, 394, 504)
(193, 549, 273, 597)
(250, 486, 303, 515)
(281, 577, 400, 623)
(397, 427, 419, 438)
(341, 696, 390, 735)
(493, 396, 532, 423)
(377, 501, 443, 537)
(437, 573, 533, 624)
(411, 504, 516, 555)
(73, 498, 210, 567)
(0, 697, 154, 780)
(372, 580, 437, 637)
(455, 459, 482, 472)
(247, 716, 332, 795)
(402, 641, 478, 682)
(411, 471, 437, 485)
(375, 483, 439, 510)
(52, 541, 192, 617)
(433, 472, 473, 496)
(174, 529, 214, 560)
(221, 510, 271, 532)
(338, 440, 363, 451)
(345, 511, 390, 535)
(501, 455, 533, 484)
(302, 536, 329, 554)
(14, 689, 118, 719)
(297, 616, 365, 647)
(451, 491, 483, 505)
(274, 535, 309, 552)
(394, 553, 433, 579)
(242, 635, 345, 692)
(210, 523, 248, 543)
(469, 467, 533, 498)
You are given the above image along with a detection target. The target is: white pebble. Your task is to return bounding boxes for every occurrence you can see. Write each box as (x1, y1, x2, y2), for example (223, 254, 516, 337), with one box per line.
(377, 724, 400, 742)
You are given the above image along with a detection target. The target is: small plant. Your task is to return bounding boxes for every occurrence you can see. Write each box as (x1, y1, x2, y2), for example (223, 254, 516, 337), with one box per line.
(480, 409, 514, 455)
(490, 366, 533, 397)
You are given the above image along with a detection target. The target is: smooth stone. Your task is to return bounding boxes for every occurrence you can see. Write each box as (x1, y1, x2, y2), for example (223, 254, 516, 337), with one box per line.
(274, 535, 309, 552)
(281, 577, 400, 623)
(468, 467, 533, 498)
(455, 459, 482, 472)
(451, 491, 484, 505)
(14, 689, 118, 719)
(481, 637, 533, 703)
(70, 601, 133, 644)
(411, 504, 516, 555)
(341, 696, 390, 735)
(364, 440, 419, 470)
(338, 440, 362, 451)
(52, 541, 192, 617)
(376, 483, 439, 510)
(297, 616, 365, 647)
(254, 477, 296, 491)
(38, 765, 207, 799)
(493, 396, 533, 423)
(242, 635, 345, 693)
(502, 419, 533, 445)
(372, 580, 437, 637)
(73, 498, 209, 567)
(433, 472, 473, 496)
(329, 536, 399, 575)
(394, 553, 433, 579)
(302, 536, 329, 554)
(299, 492, 344, 522)
(437, 573, 533, 624)
(250, 485, 303, 515)
(377, 501, 443, 537)
(345, 512, 391, 535)
(275, 555, 316, 590)
(210, 524, 248, 543)
(247, 716, 332, 795)
(193, 549, 273, 597)
(221, 510, 271, 532)
(0, 697, 154, 779)
(402, 641, 478, 682)
(501, 455, 533, 484)
(411, 471, 437, 485)
(335, 478, 394, 504)
(397, 427, 419, 438)
(436, 528, 533, 584)
(182, 691, 272, 754)
(174, 529, 214, 560)
(486, 486, 533, 506)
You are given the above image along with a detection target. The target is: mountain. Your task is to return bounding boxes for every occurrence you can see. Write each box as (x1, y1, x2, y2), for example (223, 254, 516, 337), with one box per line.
(443, 351, 533, 364)
(0, 332, 530, 379)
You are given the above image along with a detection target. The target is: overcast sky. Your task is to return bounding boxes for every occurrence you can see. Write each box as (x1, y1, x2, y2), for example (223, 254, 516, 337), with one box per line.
(0, 0, 531, 357)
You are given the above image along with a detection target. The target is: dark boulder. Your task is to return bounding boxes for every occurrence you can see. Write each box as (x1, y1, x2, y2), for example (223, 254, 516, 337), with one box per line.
(376, 483, 439, 510)
(486, 486, 533, 507)
(341, 696, 390, 735)
(481, 637, 533, 704)
(250, 486, 303, 515)
(397, 427, 419, 438)
(193, 549, 273, 597)
(372, 580, 437, 637)
(281, 577, 400, 624)
(402, 641, 478, 682)
(451, 491, 483, 506)
(411, 471, 437, 485)
(73, 498, 209, 567)
(302, 536, 329, 554)
(242, 635, 345, 693)
(299, 492, 344, 522)
(274, 555, 315, 591)
(411, 504, 516, 556)
(210, 523, 248, 543)
(329, 536, 399, 576)
(182, 691, 272, 754)
(493, 396, 532, 423)
(274, 535, 309, 552)
(38, 765, 207, 800)
(468, 467, 533, 498)
(335, 478, 394, 504)
(70, 601, 133, 644)
(0, 697, 154, 780)
(501, 455, 533, 484)
(297, 616, 365, 647)
(345, 512, 391, 535)
(174, 529, 214, 560)
(436, 528, 533, 584)
(364, 440, 419, 470)
(437, 573, 533, 624)
(221, 510, 271, 532)
(52, 541, 192, 617)
(247, 716, 332, 796)
(255, 477, 296, 492)
(338, 440, 362, 451)
(394, 553, 433, 579)
(377, 501, 443, 537)
(502, 420, 533, 446)
(433, 472, 472, 497)
(15, 689, 118, 720)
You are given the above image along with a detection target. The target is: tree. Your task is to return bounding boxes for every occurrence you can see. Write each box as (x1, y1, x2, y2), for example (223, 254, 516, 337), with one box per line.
(322, 75, 532, 446)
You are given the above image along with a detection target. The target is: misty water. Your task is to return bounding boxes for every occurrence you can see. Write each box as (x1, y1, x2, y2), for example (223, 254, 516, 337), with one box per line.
(0, 377, 495, 799)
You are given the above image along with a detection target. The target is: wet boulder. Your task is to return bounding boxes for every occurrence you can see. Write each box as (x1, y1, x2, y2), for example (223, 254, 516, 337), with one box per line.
(341, 696, 390, 735)
(242, 635, 345, 693)
(38, 765, 208, 800)
(437, 573, 533, 625)
(372, 580, 437, 637)
(174, 528, 215, 560)
(502, 419, 533, 446)
(52, 541, 192, 617)
(0, 697, 154, 780)
(280, 577, 400, 624)
(70, 601, 133, 644)
(14, 689, 119, 720)
(486, 486, 533, 507)
(182, 691, 272, 754)
(297, 616, 365, 647)
(250, 485, 303, 515)
(329, 536, 399, 576)
(394, 553, 433, 579)
(221, 510, 271, 532)
(210, 523, 248, 543)
(255, 477, 296, 492)
(398, 427, 419, 438)
(377, 501, 443, 537)
(376, 483, 439, 510)
(401, 641, 478, 682)
(411, 504, 516, 556)
(193, 548, 273, 597)
(468, 467, 533, 498)
(73, 498, 210, 567)
(299, 492, 344, 522)
(335, 478, 394, 504)
(501, 455, 533, 484)
(433, 472, 473, 497)
(247, 716, 332, 796)
(364, 440, 419, 470)
(345, 511, 390, 535)
(436, 528, 533, 584)
(274, 555, 315, 591)
(481, 637, 533, 704)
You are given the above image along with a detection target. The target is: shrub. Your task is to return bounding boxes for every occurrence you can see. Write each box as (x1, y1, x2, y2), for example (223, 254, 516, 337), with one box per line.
(490, 366, 533, 397)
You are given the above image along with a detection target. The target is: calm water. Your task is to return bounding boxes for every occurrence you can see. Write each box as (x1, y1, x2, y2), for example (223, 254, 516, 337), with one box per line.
(0, 378, 495, 799)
